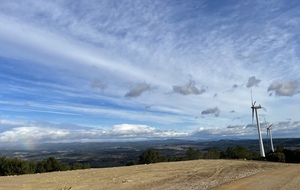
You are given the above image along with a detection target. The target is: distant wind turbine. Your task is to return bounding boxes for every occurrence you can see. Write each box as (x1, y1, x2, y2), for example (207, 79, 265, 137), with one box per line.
(265, 118, 274, 152)
(251, 89, 265, 157)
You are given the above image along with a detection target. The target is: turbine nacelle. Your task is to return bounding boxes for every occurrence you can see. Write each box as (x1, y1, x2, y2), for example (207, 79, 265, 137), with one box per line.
(267, 124, 273, 138)
(267, 124, 273, 130)
(251, 104, 262, 109)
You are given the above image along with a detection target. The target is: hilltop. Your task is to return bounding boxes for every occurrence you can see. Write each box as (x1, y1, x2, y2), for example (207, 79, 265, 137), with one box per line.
(0, 159, 299, 190)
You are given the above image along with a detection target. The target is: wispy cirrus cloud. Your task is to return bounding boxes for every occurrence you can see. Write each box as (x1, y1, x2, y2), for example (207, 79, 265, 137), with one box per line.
(0, 1, 300, 142)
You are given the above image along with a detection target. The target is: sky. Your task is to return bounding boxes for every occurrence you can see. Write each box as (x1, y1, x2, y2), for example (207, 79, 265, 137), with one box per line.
(0, 0, 300, 147)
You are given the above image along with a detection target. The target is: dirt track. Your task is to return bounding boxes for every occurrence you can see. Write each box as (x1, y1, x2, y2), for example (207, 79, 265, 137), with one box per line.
(0, 160, 298, 190)
(212, 164, 300, 190)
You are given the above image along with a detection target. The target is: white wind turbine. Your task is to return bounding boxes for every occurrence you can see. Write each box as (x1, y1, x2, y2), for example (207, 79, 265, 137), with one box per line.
(251, 90, 265, 157)
(265, 119, 274, 152)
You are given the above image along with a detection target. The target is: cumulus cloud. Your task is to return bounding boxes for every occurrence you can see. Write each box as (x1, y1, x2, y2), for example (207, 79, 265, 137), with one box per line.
(201, 107, 220, 117)
(109, 124, 188, 138)
(111, 124, 155, 135)
(0, 127, 70, 142)
(246, 76, 261, 88)
(173, 80, 206, 95)
(125, 82, 152, 97)
(1, 119, 300, 144)
(267, 80, 299, 96)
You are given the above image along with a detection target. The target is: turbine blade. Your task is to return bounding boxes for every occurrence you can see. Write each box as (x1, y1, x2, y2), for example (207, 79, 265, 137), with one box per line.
(252, 109, 254, 127)
(264, 118, 267, 129)
(251, 88, 253, 105)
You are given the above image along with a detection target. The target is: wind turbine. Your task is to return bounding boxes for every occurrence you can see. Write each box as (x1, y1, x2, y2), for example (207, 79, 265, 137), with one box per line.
(251, 89, 265, 157)
(265, 119, 274, 152)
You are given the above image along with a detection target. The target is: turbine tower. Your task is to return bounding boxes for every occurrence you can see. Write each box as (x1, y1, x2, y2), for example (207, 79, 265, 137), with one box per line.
(267, 123, 274, 152)
(251, 90, 265, 157)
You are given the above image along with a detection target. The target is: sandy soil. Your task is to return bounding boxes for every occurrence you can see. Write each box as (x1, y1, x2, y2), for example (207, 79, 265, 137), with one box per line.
(0, 160, 298, 190)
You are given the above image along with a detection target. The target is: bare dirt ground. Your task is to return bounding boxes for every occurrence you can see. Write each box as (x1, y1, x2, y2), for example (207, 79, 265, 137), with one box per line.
(0, 159, 299, 190)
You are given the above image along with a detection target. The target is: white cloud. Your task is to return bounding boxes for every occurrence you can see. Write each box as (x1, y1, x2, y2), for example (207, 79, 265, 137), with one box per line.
(0, 127, 70, 142)
(0, 119, 299, 144)
(111, 124, 155, 135)
(0, 1, 300, 142)
(0, 121, 188, 143)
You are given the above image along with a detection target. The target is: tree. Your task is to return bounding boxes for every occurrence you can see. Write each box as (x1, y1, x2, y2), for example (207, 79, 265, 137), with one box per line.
(204, 148, 220, 159)
(71, 162, 90, 170)
(45, 157, 62, 172)
(0, 157, 8, 176)
(125, 161, 137, 166)
(186, 147, 203, 160)
(37, 157, 69, 173)
(283, 149, 300, 163)
(276, 145, 284, 153)
(36, 160, 46, 173)
(139, 150, 160, 164)
(266, 152, 285, 162)
(72, 162, 83, 170)
(222, 146, 256, 160)
(82, 163, 90, 169)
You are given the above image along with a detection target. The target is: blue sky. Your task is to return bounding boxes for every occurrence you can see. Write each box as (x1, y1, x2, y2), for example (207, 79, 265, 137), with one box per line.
(0, 0, 300, 145)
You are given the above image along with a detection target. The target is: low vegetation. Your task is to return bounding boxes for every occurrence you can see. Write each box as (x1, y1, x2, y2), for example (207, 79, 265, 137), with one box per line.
(0, 156, 90, 176)
(135, 145, 300, 165)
